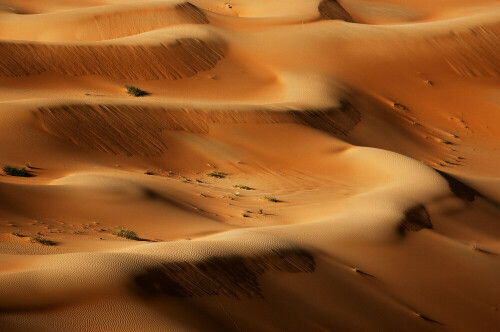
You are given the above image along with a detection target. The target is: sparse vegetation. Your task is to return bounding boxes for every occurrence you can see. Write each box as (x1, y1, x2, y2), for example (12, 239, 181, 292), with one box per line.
(30, 233, 56, 246)
(242, 213, 249, 218)
(393, 103, 408, 111)
(439, 138, 453, 145)
(258, 209, 263, 214)
(265, 195, 280, 202)
(234, 184, 254, 190)
(125, 85, 148, 97)
(207, 171, 226, 179)
(112, 227, 139, 240)
(2, 166, 31, 177)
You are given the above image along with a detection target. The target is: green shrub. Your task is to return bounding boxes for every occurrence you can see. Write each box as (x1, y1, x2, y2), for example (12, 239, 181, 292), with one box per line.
(265, 195, 280, 202)
(2, 166, 31, 177)
(125, 85, 148, 97)
(207, 171, 226, 179)
(30, 234, 56, 246)
(113, 227, 139, 240)
(234, 185, 254, 190)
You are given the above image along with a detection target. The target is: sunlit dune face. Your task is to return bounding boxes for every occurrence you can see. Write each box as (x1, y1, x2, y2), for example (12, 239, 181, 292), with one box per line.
(0, 0, 500, 331)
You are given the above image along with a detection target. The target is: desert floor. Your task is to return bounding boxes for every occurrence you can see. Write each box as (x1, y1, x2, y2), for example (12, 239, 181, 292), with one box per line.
(0, 0, 500, 331)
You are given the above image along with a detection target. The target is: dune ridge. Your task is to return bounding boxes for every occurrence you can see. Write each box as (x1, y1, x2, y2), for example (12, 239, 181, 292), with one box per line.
(0, 2, 209, 42)
(1, 0, 500, 331)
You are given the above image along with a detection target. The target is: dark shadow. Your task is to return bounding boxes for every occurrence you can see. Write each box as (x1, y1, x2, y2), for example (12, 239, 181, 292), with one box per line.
(132, 248, 315, 300)
(399, 205, 433, 234)
(353, 268, 375, 278)
(436, 170, 481, 202)
(416, 313, 444, 325)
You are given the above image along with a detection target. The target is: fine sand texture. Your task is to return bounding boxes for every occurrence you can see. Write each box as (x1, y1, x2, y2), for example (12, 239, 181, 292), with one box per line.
(1, 0, 500, 331)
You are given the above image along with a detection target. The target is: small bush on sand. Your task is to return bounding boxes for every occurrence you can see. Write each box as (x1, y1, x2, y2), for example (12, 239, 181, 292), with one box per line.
(207, 171, 226, 179)
(113, 227, 139, 240)
(234, 185, 254, 190)
(265, 195, 280, 202)
(125, 85, 148, 97)
(3, 166, 31, 177)
(30, 233, 56, 246)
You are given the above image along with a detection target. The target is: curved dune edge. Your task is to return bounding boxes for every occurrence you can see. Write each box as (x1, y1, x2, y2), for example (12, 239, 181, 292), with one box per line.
(318, 0, 355, 22)
(0, 37, 226, 80)
(0, 146, 456, 316)
(75, 2, 209, 41)
(35, 102, 361, 156)
(0, 2, 209, 42)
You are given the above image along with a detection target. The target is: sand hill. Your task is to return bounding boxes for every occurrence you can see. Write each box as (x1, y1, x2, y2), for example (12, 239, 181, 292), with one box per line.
(0, 0, 500, 331)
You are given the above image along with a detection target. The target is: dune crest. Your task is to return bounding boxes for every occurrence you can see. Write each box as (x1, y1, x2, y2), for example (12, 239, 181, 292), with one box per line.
(1, 0, 500, 331)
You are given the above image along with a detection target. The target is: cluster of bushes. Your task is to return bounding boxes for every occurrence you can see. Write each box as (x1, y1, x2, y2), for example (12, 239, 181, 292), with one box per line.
(2, 166, 31, 177)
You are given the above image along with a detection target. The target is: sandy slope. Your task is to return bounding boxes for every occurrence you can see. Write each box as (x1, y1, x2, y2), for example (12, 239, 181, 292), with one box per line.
(0, 0, 500, 331)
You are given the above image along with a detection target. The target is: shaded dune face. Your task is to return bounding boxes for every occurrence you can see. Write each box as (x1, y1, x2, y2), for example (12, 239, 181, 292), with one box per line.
(34, 102, 361, 156)
(1, 0, 500, 331)
(36, 105, 169, 157)
(399, 205, 433, 233)
(436, 170, 481, 202)
(431, 23, 500, 78)
(318, 0, 355, 22)
(134, 249, 315, 299)
(0, 38, 225, 80)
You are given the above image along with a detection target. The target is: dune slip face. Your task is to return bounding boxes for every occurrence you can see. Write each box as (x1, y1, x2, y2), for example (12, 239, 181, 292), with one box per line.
(1, 0, 500, 331)
(0, 38, 226, 80)
(34, 101, 360, 156)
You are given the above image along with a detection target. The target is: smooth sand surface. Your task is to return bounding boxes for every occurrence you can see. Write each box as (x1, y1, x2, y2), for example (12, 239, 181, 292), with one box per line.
(1, 0, 500, 331)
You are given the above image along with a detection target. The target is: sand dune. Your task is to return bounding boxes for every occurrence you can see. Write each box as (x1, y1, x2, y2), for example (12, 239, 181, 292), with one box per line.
(1, 0, 500, 331)
(0, 2, 208, 41)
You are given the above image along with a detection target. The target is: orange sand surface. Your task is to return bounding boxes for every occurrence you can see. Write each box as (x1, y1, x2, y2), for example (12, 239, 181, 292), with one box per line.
(0, 0, 500, 331)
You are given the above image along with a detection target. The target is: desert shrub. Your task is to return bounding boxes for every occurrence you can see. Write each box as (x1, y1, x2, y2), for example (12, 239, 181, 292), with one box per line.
(234, 185, 254, 190)
(207, 171, 226, 179)
(265, 195, 280, 202)
(30, 233, 56, 246)
(113, 227, 139, 240)
(3, 166, 31, 177)
(125, 85, 148, 97)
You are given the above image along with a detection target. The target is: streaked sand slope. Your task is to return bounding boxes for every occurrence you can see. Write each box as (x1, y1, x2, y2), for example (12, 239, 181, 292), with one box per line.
(0, 0, 500, 331)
